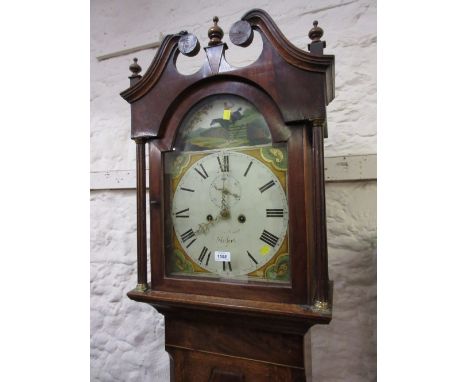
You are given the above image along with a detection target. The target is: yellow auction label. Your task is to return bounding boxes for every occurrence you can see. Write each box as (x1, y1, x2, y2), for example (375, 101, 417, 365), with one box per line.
(260, 245, 270, 256)
(223, 109, 231, 120)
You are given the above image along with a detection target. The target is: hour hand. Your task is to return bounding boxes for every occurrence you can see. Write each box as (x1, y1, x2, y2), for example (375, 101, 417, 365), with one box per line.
(194, 213, 221, 234)
(194, 222, 210, 235)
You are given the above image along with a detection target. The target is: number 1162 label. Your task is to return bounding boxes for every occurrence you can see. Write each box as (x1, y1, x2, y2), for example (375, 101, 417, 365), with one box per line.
(214, 251, 231, 262)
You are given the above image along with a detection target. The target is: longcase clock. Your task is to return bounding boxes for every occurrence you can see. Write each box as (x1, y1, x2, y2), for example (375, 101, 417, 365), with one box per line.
(121, 9, 335, 381)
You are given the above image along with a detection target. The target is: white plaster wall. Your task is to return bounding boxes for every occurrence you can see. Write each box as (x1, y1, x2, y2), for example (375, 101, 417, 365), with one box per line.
(91, 1, 376, 381)
(312, 181, 376, 381)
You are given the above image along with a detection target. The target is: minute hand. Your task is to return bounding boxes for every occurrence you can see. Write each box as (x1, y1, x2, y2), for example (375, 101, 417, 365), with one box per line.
(219, 181, 230, 218)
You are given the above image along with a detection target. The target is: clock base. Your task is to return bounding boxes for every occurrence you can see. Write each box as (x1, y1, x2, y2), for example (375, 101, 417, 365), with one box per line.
(163, 309, 310, 381)
(128, 289, 331, 381)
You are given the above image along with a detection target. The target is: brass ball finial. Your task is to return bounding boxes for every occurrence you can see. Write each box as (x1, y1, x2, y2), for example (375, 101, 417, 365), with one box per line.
(308, 20, 324, 43)
(129, 57, 142, 77)
(208, 16, 224, 46)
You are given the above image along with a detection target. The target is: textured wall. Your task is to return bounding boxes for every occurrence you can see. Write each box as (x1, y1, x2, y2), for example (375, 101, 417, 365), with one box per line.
(91, 0, 376, 381)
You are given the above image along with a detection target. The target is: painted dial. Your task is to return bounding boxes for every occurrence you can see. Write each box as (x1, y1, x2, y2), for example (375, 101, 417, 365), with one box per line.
(171, 150, 288, 277)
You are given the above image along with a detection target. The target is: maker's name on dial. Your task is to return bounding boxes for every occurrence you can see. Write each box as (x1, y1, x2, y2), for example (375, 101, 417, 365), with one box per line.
(217, 236, 236, 245)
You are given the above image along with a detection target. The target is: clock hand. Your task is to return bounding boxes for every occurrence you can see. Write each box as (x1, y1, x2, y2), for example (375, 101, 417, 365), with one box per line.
(225, 189, 240, 199)
(195, 180, 231, 235)
(194, 213, 222, 235)
(194, 221, 212, 235)
(219, 178, 231, 219)
(214, 185, 240, 199)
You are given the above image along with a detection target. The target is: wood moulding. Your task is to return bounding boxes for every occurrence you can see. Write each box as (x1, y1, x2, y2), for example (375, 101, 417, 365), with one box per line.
(241, 9, 334, 103)
(120, 12, 334, 103)
(128, 289, 331, 332)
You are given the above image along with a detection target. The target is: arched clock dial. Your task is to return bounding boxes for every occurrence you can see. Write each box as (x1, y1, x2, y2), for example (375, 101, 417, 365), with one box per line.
(171, 150, 288, 277)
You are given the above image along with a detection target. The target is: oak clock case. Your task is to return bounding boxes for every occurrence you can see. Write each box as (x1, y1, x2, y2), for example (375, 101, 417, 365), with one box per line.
(121, 9, 335, 382)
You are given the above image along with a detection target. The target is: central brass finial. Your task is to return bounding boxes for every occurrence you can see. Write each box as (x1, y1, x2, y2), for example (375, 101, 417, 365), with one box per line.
(208, 16, 224, 46)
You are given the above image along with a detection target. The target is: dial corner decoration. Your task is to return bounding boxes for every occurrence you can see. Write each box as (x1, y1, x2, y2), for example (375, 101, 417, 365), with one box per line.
(260, 146, 288, 172)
